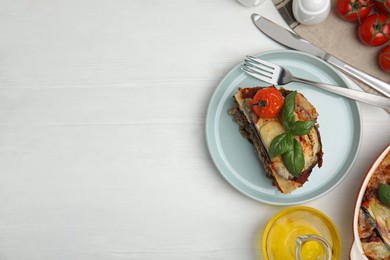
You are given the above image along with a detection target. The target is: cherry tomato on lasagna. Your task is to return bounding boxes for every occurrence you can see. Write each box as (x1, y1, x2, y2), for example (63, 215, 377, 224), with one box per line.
(252, 87, 284, 119)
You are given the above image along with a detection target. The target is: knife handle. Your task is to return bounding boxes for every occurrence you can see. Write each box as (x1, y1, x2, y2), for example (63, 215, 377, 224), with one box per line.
(292, 77, 390, 109)
(326, 55, 390, 98)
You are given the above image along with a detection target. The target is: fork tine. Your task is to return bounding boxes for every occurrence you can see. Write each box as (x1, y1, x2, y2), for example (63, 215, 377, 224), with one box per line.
(246, 56, 278, 70)
(242, 63, 273, 79)
(244, 57, 274, 73)
(243, 56, 282, 85)
(241, 65, 274, 84)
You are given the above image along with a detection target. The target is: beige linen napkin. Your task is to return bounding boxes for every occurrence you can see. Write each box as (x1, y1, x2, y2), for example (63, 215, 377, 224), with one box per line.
(272, 0, 390, 96)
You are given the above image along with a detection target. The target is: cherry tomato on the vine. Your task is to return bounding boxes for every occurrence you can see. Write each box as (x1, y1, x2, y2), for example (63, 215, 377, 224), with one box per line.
(358, 14, 390, 46)
(379, 44, 390, 73)
(373, 0, 390, 14)
(336, 0, 373, 23)
(252, 87, 284, 119)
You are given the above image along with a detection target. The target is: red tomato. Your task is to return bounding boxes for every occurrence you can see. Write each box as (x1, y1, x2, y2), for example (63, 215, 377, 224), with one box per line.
(374, 0, 390, 14)
(252, 87, 284, 119)
(379, 44, 390, 73)
(336, 0, 373, 23)
(358, 14, 390, 46)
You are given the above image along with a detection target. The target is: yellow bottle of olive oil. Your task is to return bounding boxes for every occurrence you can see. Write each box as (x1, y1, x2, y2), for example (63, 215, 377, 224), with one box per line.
(261, 206, 341, 260)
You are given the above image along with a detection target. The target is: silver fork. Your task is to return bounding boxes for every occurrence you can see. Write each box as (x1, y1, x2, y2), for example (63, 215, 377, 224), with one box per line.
(242, 56, 390, 109)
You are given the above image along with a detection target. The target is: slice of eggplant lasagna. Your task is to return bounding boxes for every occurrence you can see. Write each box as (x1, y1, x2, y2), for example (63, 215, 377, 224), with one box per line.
(229, 86, 323, 194)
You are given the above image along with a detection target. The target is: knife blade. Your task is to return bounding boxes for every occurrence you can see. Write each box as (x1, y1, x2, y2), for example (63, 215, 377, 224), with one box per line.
(251, 14, 390, 98)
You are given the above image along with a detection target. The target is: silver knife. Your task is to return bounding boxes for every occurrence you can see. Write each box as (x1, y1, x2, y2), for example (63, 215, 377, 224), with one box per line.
(251, 14, 390, 98)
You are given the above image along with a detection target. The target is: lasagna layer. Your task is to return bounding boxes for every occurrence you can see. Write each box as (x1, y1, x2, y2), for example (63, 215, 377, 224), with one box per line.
(229, 86, 323, 194)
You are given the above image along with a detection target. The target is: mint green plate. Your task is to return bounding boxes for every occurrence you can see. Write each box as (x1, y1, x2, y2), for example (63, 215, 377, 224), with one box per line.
(205, 50, 362, 205)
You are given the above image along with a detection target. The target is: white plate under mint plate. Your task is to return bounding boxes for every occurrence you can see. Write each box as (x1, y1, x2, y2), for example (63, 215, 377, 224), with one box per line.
(205, 50, 362, 205)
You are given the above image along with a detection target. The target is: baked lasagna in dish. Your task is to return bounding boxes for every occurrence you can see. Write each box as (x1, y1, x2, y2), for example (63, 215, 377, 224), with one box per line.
(358, 149, 390, 260)
(229, 86, 323, 194)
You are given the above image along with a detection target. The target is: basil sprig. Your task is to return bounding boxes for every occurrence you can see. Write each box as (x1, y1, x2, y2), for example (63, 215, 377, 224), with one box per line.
(378, 183, 390, 207)
(269, 91, 315, 177)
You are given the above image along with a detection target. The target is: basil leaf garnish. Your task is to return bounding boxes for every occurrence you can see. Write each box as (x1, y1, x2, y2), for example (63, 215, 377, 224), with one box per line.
(378, 184, 390, 207)
(281, 91, 297, 131)
(266, 90, 316, 177)
(291, 120, 315, 136)
(269, 133, 293, 158)
(282, 138, 305, 177)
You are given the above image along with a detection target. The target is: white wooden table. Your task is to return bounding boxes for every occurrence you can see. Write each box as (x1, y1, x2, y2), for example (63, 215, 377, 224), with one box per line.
(0, 0, 389, 259)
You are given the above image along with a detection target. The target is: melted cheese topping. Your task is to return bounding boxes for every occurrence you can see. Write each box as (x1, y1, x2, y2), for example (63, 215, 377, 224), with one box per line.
(258, 120, 285, 149)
